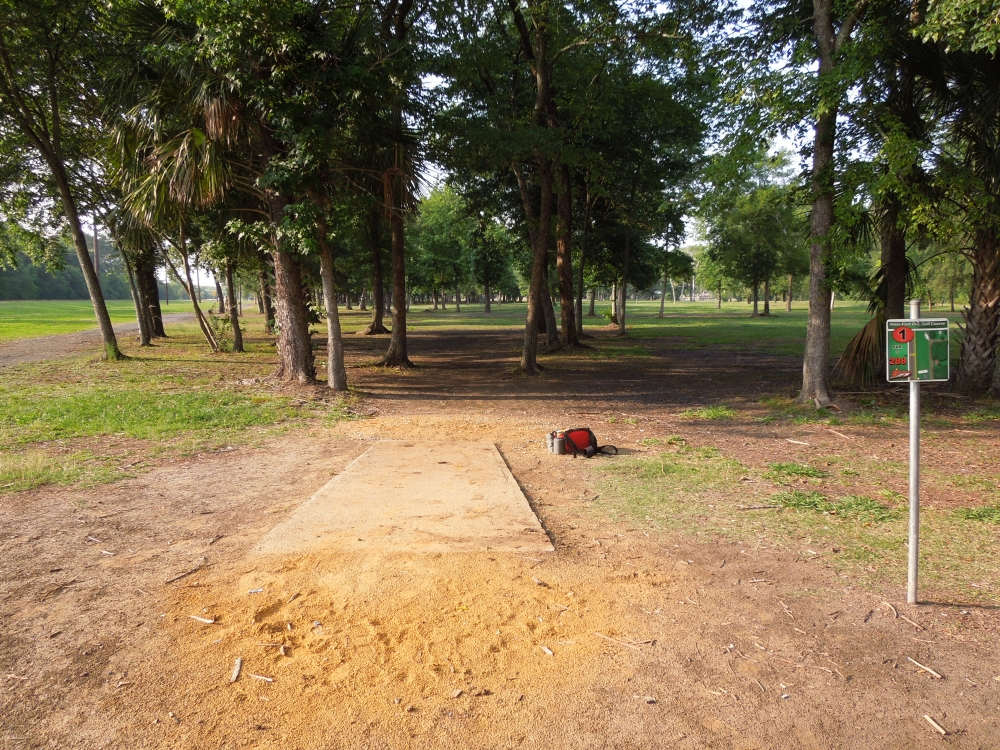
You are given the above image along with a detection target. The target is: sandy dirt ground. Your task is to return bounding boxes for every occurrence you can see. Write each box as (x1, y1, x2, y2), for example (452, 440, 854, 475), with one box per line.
(0, 313, 194, 369)
(1, 326, 998, 749)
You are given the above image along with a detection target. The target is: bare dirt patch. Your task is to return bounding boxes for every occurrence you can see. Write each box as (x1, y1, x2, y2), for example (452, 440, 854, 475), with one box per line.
(2, 327, 999, 748)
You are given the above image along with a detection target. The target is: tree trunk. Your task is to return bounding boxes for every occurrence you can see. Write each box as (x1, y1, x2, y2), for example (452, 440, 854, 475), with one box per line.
(225, 260, 244, 353)
(542, 283, 559, 346)
(763, 278, 771, 315)
(215, 278, 226, 314)
(659, 275, 667, 318)
(484, 282, 492, 313)
(122, 252, 151, 347)
(433, 289, 439, 310)
(364, 210, 389, 334)
(268, 193, 315, 382)
(454, 283, 461, 312)
(167, 224, 218, 351)
(513, 158, 553, 374)
(381, 201, 412, 367)
(256, 291, 264, 314)
(717, 281, 722, 309)
(50, 162, 122, 359)
(589, 287, 596, 316)
(786, 275, 793, 312)
(259, 270, 276, 333)
(799, 0, 862, 406)
(556, 161, 578, 346)
(576, 182, 590, 338)
(881, 194, 908, 320)
(359, 286, 367, 311)
(317, 233, 348, 391)
(751, 282, 760, 317)
(617, 231, 630, 336)
(137, 258, 164, 337)
(670, 278, 676, 304)
(962, 231, 1000, 393)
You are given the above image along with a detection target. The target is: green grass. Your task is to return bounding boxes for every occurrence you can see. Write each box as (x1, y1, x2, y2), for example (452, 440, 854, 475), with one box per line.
(0, 299, 196, 342)
(0, 320, 351, 493)
(765, 462, 829, 481)
(593, 442, 1000, 603)
(681, 404, 737, 420)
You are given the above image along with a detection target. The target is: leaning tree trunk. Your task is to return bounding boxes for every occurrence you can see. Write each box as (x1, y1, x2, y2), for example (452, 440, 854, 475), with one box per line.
(961, 231, 1000, 394)
(166, 225, 218, 351)
(50, 164, 122, 360)
(225, 259, 244, 353)
(381, 200, 412, 368)
(541, 284, 559, 346)
(268, 194, 315, 382)
(318, 244, 349, 391)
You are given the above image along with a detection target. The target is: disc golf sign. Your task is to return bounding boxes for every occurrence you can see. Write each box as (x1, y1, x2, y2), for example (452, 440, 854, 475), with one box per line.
(886, 319, 950, 382)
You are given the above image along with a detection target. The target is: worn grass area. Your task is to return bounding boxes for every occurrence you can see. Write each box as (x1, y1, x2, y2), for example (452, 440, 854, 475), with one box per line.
(681, 405, 737, 420)
(0, 299, 199, 341)
(594, 441, 1000, 604)
(0, 322, 351, 493)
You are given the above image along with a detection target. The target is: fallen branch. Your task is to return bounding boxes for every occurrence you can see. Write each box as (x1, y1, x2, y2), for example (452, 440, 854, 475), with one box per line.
(165, 557, 206, 584)
(907, 657, 943, 679)
(737, 505, 782, 511)
(900, 615, 923, 631)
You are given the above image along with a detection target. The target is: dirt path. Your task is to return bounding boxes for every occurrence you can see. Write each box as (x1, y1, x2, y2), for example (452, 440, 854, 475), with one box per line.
(1, 327, 998, 748)
(0, 312, 195, 368)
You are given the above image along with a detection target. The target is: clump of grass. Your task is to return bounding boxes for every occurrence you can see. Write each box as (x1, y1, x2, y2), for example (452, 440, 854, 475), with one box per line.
(954, 505, 1000, 523)
(0, 451, 123, 493)
(588, 345, 650, 360)
(773, 490, 897, 522)
(681, 405, 737, 420)
(765, 462, 829, 482)
(638, 437, 664, 446)
(962, 406, 1000, 425)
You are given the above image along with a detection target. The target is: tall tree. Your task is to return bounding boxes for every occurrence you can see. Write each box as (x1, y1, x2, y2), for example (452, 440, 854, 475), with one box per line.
(0, 0, 123, 359)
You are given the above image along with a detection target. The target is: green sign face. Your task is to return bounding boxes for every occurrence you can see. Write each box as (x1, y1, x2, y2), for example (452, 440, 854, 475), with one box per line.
(886, 319, 950, 382)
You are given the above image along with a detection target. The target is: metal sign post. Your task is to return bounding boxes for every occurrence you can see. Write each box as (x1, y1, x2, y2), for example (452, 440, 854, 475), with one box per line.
(886, 302, 950, 605)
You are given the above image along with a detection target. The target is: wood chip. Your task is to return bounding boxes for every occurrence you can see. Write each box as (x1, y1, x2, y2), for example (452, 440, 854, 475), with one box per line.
(165, 557, 206, 584)
(189, 615, 215, 624)
(785, 439, 811, 446)
(907, 657, 943, 679)
(540, 645, 553, 656)
(230, 657, 242, 683)
(924, 714, 947, 735)
(249, 674, 273, 682)
(451, 689, 463, 698)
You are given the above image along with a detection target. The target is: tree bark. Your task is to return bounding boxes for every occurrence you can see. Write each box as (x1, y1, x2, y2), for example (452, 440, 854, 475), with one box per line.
(786, 275, 793, 312)
(962, 230, 1000, 393)
(259, 270, 276, 333)
(268, 193, 315, 382)
(52, 165, 123, 359)
(556, 162, 578, 346)
(225, 260, 244, 353)
(617, 230, 630, 336)
(881, 195, 908, 320)
(659, 275, 668, 317)
(589, 287, 596, 316)
(215, 278, 226, 314)
(751, 282, 760, 317)
(381, 199, 412, 367)
(363, 209, 390, 334)
(454, 283, 461, 312)
(799, 0, 865, 405)
(122, 253, 151, 347)
(137, 257, 164, 337)
(763, 278, 771, 315)
(576, 183, 590, 338)
(542, 283, 559, 346)
(513, 160, 552, 374)
(314, 209, 349, 390)
(717, 281, 722, 309)
(484, 282, 492, 313)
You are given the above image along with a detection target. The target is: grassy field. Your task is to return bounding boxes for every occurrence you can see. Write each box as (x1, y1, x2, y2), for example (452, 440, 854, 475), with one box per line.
(0, 299, 199, 341)
(337, 298, 963, 358)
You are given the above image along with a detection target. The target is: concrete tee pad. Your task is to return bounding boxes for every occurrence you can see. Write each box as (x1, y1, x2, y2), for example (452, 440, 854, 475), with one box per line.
(254, 441, 554, 555)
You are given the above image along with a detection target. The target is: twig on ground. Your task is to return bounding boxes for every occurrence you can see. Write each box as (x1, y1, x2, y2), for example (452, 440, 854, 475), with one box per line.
(900, 615, 924, 631)
(907, 657, 943, 679)
(249, 674, 273, 682)
(779, 600, 794, 620)
(881, 601, 898, 618)
(924, 715, 947, 735)
(737, 505, 782, 511)
(230, 657, 242, 683)
(165, 557, 206, 584)
(826, 428, 851, 440)
(594, 632, 642, 652)
(189, 615, 215, 624)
